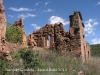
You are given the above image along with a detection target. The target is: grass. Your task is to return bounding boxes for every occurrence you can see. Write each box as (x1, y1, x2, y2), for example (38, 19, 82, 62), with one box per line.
(0, 48, 100, 75)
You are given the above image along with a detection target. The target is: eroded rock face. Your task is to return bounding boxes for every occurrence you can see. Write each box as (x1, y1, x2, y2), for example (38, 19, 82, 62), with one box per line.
(28, 11, 90, 62)
(0, 0, 12, 61)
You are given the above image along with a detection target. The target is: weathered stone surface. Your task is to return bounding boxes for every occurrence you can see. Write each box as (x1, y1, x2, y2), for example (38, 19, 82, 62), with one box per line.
(27, 34, 37, 49)
(27, 11, 90, 62)
(0, 0, 12, 61)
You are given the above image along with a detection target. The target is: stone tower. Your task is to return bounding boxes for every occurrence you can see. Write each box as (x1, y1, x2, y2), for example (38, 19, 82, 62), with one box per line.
(69, 11, 90, 62)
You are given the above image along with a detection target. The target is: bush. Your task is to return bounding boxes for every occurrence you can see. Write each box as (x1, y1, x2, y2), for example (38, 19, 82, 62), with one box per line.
(18, 48, 41, 69)
(6, 26, 23, 44)
(1, 47, 100, 75)
(0, 59, 11, 75)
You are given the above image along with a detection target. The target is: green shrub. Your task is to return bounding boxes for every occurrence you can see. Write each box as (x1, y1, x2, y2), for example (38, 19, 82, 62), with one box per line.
(18, 48, 41, 69)
(0, 59, 11, 75)
(1, 47, 100, 75)
(6, 26, 23, 44)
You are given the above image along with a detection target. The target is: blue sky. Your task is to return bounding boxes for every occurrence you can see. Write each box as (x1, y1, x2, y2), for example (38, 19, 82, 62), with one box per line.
(3, 0, 100, 45)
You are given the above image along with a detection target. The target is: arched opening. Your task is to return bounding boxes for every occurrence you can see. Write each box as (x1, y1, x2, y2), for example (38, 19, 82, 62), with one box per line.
(47, 35, 50, 47)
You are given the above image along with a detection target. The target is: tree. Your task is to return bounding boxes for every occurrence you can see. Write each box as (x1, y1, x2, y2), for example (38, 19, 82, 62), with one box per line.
(6, 25, 23, 44)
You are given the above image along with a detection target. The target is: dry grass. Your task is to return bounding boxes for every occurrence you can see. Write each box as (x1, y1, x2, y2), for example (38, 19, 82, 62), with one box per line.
(0, 48, 100, 75)
(82, 57, 100, 75)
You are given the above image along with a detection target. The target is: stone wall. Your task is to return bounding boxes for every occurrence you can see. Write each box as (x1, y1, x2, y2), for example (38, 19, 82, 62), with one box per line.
(27, 11, 90, 62)
(0, 0, 12, 61)
(0, 0, 90, 62)
(69, 11, 90, 62)
(27, 23, 66, 50)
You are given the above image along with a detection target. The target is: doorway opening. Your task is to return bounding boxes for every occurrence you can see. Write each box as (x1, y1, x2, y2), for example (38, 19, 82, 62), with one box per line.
(47, 35, 50, 47)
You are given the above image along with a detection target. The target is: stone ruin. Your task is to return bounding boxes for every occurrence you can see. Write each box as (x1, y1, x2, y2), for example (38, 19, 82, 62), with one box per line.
(27, 11, 90, 62)
(0, 0, 12, 61)
(13, 18, 27, 47)
(0, 0, 90, 62)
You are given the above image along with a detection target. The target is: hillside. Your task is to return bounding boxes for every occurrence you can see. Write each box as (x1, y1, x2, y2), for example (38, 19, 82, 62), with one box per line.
(90, 44, 100, 57)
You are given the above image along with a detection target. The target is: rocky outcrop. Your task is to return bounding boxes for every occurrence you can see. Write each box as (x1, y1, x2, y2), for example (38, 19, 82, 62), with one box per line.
(28, 11, 90, 62)
(0, 0, 12, 61)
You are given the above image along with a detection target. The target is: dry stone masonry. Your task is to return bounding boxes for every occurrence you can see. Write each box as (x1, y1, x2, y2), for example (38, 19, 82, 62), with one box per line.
(27, 11, 90, 62)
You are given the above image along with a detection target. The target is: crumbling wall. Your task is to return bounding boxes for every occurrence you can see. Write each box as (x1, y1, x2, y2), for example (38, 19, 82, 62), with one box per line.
(69, 11, 90, 62)
(85, 42, 90, 61)
(13, 18, 27, 47)
(0, 0, 90, 62)
(27, 23, 67, 50)
(27, 34, 37, 49)
(30, 24, 55, 49)
(0, 0, 12, 61)
(27, 11, 90, 62)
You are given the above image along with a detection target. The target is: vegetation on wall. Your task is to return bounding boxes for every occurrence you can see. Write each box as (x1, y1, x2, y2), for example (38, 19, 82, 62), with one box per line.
(6, 23, 23, 44)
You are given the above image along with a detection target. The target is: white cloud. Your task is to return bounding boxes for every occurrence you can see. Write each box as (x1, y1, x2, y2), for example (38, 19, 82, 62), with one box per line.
(96, 1, 100, 5)
(35, 2, 39, 6)
(84, 19, 99, 36)
(17, 13, 36, 19)
(8, 15, 14, 18)
(45, 2, 49, 5)
(49, 16, 69, 25)
(43, 9, 53, 12)
(93, 22, 99, 26)
(9, 7, 35, 12)
(35, 2, 42, 6)
(31, 24, 40, 30)
(92, 38, 100, 44)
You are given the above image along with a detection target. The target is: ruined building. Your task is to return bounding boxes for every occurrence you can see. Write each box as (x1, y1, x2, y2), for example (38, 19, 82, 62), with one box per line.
(0, 0, 90, 62)
(27, 11, 90, 62)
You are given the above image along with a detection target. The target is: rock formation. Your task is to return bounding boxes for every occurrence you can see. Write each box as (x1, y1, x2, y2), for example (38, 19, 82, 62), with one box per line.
(27, 11, 90, 62)
(0, 0, 12, 61)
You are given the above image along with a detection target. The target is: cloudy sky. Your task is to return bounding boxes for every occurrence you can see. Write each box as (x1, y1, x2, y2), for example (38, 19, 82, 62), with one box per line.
(3, 0, 100, 45)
